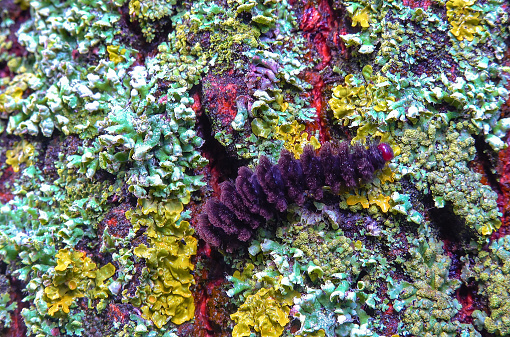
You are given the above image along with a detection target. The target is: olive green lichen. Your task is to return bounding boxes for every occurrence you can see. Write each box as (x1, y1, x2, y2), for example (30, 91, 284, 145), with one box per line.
(396, 235, 466, 336)
(395, 121, 500, 237)
(273, 120, 320, 158)
(129, 0, 177, 42)
(329, 65, 395, 133)
(462, 236, 510, 335)
(5, 139, 35, 172)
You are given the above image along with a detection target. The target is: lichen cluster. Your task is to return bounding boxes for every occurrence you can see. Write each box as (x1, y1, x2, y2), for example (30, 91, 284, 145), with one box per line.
(396, 121, 501, 237)
(0, 0, 509, 335)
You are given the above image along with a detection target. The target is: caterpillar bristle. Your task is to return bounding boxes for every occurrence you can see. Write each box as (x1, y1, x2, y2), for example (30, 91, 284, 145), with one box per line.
(197, 140, 393, 252)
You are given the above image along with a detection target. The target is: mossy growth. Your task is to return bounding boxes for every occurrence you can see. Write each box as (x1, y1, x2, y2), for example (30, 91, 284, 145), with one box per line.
(396, 121, 500, 237)
(56, 164, 124, 235)
(288, 224, 361, 278)
(206, 17, 260, 70)
(128, 0, 177, 42)
(230, 286, 291, 337)
(125, 199, 197, 328)
(43, 248, 116, 316)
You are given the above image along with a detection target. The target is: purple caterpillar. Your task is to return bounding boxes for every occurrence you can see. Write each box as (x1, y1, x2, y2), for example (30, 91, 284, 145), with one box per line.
(196, 141, 394, 252)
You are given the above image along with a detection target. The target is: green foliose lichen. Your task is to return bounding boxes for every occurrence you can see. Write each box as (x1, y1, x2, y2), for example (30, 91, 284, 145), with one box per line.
(0, 275, 16, 330)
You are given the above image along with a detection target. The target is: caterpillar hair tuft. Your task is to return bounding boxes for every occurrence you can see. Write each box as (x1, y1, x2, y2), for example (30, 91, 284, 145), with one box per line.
(196, 140, 393, 252)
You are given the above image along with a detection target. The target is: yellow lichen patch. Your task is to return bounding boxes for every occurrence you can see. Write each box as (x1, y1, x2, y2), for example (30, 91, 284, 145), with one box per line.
(446, 0, 483, 42)
(346, 190, 370, 209)
(379, 166, 395, 184)
(479, 219, 501, 236)
(231, 287, 291, 337)
(107, 45, 127, 65)
(346, 190, 391, 212)
(329, 65, 395, 129)
(5, 140, 35, 172)
(351, 126, 397, 150)
(91, 263, 117, 299)
(44, 249, 116, 316)
(274, 120, 320, 159)
(351, 123, 380, 143)
(127, 198, 184, 235)
(0, 34, 13, 52)
(232, 263, 255, 283)
(351, 6, 370, 28)
(369, 194, 391, 213)
(126, 199, 197, 328)
(0, 72, 35, 116)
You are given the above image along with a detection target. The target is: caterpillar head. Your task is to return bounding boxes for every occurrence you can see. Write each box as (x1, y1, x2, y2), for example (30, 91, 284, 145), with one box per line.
(377, 143, 394, 162)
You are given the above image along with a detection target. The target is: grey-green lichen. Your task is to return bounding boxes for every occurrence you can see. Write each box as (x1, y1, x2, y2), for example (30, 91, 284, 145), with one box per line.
(5, 0, 127, 138)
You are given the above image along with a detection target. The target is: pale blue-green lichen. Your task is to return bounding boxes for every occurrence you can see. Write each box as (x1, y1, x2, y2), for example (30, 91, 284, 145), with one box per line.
(67, 62, 208, 200)
(5, 0, 128, 138)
